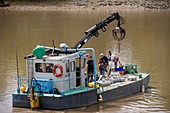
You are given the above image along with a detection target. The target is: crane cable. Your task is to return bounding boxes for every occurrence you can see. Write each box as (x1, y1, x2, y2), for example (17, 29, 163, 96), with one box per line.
(112, 17, 126, 53)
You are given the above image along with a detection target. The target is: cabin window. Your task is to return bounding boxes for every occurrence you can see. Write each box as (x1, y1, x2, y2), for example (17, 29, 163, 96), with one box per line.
(70, 61, 75, 71)
(76, 58, 86, 69)
(66, 61, 75, 72)
(35, 63, 53, 73)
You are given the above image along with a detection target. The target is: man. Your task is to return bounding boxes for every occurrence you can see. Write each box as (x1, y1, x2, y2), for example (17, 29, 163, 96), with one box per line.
(108, 51, 112, 61)
(100, 53, 108, 75)
(107, 51, 116, 75)
(86, 56, 94, 82)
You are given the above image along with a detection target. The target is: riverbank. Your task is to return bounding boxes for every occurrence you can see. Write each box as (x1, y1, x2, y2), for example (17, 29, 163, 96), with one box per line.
(0, 0, 170, 11)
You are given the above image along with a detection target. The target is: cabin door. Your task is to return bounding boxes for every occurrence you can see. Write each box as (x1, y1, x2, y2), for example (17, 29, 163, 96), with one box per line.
(76, 57, 86, 87)
(66, 59, 77, 90)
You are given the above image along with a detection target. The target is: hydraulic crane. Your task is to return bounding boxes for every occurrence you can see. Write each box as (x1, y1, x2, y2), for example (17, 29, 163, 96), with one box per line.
(72, 12, 126, 49)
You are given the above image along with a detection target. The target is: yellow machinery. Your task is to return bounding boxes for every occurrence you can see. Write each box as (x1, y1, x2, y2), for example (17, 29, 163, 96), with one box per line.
(29, 86, 39, 110)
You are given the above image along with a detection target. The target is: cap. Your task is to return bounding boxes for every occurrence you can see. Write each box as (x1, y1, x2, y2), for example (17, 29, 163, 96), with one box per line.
(100, 53, 104, 56)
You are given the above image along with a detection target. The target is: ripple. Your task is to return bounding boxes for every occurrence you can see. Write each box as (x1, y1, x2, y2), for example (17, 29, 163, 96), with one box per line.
(119, 88, 169, 113)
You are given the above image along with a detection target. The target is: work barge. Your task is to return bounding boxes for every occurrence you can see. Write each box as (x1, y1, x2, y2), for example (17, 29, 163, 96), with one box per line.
(12, 12, 150, 110)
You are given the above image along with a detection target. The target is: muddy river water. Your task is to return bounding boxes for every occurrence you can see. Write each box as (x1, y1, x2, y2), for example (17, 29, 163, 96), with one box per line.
(0, 9, 170, 113)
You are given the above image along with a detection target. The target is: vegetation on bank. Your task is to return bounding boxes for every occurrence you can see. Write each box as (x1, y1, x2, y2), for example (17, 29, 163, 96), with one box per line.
(72, 0, 170, 9)
(1, 0, 170, 9)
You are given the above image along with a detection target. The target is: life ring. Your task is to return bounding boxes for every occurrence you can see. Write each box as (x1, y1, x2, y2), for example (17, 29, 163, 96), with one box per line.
(52, 64, 63, 77)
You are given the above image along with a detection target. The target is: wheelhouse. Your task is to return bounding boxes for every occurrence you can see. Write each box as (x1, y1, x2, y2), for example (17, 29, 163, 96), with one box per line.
(25, 51, 87, 93)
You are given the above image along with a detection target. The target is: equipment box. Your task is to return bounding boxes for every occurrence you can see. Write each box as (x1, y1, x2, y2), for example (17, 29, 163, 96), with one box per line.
(32, 78, 53, 93)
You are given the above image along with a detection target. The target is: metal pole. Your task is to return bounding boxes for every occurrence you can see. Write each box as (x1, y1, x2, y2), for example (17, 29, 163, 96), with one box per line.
(15, 42, 20, 94)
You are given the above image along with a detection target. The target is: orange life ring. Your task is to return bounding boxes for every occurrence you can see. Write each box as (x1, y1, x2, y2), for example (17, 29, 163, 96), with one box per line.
(52, 64, 63, 77)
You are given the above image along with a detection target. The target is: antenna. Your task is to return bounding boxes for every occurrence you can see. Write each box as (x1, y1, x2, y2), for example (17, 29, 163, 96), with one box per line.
(15, 41, 20, 94)
(52, 40, 55, 55)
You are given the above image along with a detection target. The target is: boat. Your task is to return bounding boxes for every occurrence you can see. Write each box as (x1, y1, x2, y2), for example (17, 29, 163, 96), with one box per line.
(12, 12, 150, 110)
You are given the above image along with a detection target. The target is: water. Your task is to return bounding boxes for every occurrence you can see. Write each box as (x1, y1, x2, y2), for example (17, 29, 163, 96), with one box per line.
(0, 9, 170, 113)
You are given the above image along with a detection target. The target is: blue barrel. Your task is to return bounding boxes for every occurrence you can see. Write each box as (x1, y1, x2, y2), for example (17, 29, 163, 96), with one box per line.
(119, 67, 124, 71)
(60, 90, 65, 96)
(115, 67, 124, 72)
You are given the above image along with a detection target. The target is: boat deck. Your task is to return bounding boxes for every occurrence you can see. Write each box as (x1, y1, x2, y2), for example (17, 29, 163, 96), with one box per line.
(97, 73, 150, 93)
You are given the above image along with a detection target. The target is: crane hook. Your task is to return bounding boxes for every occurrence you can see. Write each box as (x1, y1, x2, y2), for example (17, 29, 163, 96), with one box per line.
(112, 26, 126, 53)
(112, 26, 125, 41)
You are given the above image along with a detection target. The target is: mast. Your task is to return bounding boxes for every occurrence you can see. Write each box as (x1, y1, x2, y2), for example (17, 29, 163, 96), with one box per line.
(15, 42, 20, 94)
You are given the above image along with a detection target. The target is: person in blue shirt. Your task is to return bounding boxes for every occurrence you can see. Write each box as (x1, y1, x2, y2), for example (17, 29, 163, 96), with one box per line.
(100, 53, 109, 75)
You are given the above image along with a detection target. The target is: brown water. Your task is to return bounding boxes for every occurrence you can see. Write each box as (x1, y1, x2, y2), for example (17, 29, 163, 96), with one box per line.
(0, 9, 170, 113)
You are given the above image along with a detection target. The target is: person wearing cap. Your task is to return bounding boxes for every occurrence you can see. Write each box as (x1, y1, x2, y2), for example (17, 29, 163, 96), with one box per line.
(100, 53, 109, 75)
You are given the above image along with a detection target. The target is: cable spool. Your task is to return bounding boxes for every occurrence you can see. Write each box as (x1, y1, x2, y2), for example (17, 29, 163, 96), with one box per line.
(112, 27, 126, 53)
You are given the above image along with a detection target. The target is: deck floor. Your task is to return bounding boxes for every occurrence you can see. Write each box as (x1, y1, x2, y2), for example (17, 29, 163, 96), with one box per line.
(97, 73, 149, 93)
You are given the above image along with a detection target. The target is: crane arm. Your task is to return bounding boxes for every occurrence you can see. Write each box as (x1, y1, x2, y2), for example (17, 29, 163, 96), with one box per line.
(72, 12, 125, 49)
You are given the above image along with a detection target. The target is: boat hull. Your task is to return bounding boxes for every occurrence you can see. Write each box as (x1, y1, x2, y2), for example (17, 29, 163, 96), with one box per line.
(12, 74, 150, 110)
(12, 88, 98, 110)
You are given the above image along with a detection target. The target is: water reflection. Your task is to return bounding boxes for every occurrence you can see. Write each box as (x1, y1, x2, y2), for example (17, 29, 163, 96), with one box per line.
(120, 89, 169, 113)
(89, 88, 169, 113)
(0, 9, 170, 113)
